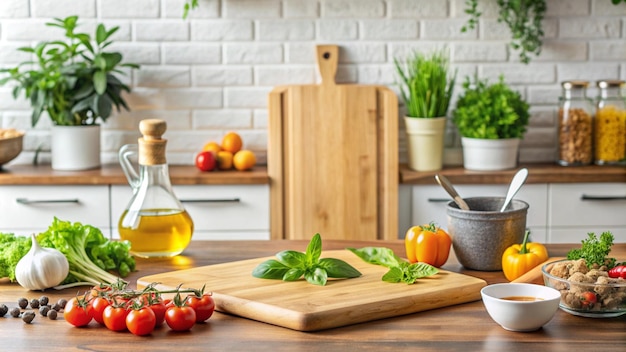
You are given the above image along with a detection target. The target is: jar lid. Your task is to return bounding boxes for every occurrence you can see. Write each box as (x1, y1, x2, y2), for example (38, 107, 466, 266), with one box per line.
(561, 80, 589, 89)
(596, 79, 625, 89)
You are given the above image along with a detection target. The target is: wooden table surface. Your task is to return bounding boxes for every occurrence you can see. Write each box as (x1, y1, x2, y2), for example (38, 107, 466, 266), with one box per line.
(1, 240, 626, 351)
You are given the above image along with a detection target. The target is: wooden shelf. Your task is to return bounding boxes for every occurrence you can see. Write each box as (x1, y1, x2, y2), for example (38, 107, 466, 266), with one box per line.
(0, 164, 269, 185)
(400, 163, 626, 185)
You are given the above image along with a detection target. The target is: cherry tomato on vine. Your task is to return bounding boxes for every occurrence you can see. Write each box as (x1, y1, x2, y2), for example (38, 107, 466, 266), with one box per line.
(165, 306, 196, 331)
(103, 305, 129, 332)
(126, 307, 157, 336)
(148, 301, 167, 326)
(90, 296, 111, 325)
(64, 296, 94, 327)
(185, 293, 215, 323)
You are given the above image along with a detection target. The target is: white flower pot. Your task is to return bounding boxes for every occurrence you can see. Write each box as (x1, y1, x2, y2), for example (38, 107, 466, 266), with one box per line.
(51, 125, 101, 170)
(461, 137, 520, 171)
(404, 116, 447, 172)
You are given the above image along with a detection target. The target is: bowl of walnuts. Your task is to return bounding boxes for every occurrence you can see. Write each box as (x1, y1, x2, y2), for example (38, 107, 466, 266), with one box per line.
(0, 128, 24, 167)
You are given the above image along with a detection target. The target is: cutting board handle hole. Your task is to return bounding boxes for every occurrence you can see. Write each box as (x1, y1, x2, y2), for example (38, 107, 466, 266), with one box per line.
(323, 52, 331, 59)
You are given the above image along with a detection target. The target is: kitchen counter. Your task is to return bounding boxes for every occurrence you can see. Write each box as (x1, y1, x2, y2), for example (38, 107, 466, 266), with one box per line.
(1, 240, 625, 351)
(1, 163, 625, 185)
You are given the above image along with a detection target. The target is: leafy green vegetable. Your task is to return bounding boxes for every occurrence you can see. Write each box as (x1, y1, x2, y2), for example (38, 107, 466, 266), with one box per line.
(252, 233, 361, 286)
(0, 233, 32, 281)
(453, 74, 530, 139)
(394, 47, 457, 118)
(567, 231, 616, 269)
(347, 247, 439, 285)
(36, 218, 135, 287)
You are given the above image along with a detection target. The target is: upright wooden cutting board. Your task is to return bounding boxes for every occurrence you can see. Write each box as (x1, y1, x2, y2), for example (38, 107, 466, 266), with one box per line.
(137, 250, 486, 331)
(268, 45, 398, 241)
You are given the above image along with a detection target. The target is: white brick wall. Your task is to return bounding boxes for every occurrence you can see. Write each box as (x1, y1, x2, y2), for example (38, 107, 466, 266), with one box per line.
(0, 0, 625, 166)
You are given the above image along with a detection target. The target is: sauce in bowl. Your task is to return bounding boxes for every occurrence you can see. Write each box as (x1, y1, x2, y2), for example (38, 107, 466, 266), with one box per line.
(501, 296, 544, 302)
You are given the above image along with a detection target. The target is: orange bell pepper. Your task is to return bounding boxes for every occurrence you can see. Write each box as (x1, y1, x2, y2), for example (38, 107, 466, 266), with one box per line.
(501, 230, 549, 281)
(404, 223, 451, 267)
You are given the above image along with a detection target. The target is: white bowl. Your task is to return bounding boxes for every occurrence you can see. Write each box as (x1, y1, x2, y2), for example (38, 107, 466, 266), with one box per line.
(481, 283, 560, 332)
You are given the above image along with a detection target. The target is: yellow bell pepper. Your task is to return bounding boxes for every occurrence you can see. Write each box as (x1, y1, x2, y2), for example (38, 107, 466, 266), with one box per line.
(501, 230, 548, 281)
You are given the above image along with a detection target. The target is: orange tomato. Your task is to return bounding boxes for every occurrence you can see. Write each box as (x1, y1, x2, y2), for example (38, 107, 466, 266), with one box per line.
(405, 223, 451, 267)
(233, 150, 256, 171)
(221, 132, 243, 153)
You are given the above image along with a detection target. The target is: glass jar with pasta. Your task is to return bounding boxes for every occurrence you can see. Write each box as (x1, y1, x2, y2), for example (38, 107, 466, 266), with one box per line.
(557, 81, 594, 166)
(595, 79, 626, 165)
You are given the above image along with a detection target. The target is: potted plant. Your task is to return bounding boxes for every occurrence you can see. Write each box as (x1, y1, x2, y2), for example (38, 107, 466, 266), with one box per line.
(453, 75, 530, 171)
(394, 48, 457, 172)
(0, 16, 139, 170)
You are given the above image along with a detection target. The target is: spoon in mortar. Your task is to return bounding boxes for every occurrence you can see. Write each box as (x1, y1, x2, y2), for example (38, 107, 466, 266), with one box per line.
(435, 174, 470, 211)
(499, 168, 529, 212)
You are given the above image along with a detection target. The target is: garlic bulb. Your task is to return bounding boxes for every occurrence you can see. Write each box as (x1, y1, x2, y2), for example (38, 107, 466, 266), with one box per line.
(15, 234, 69, 290)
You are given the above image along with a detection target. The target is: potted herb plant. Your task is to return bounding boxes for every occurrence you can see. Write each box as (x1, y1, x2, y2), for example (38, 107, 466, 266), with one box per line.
(0, 16, 139, 170)
(452, 75, 530, 171)
(394, 48, 456, 172)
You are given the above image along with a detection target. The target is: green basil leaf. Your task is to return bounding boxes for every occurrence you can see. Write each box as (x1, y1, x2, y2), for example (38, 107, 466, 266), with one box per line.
(252, 259, 291, 279)
(318, 258, 361, 278)
(304, 267, 327, 286)
(381, 266, 403, 283)
(306, 233, 322, 265)
(347, 247, 403, 268)
(408, 262, 439, 278)
(276, 250, 307, 268)
(282, 268, 304, 281)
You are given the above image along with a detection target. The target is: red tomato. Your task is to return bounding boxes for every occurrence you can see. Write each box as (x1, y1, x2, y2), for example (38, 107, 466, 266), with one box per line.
(580, 291, 597, 308)
(165, 306, 196, 331)
(185, 293, 215, 323)
(126, 307, 157, 336)
(90, 284, 112, 299)
(64, 297, 94, 327)
(195, 151, 216, 171)
(103, 305, 129, 332)
(90, 296, 111, 325)
(149, 301, 167, 326)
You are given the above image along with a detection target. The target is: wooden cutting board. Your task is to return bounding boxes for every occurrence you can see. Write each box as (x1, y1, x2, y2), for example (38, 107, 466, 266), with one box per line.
(137, 250, 486, 331)
(268, 45, 398, 241)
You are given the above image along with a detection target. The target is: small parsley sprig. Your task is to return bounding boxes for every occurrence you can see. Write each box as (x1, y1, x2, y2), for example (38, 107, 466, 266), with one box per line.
(566, 231, 616, 268)
(252, 234, 361, 286)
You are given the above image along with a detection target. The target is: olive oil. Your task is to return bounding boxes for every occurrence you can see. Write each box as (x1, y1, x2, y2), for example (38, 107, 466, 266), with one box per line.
(119, 208, 193, 258)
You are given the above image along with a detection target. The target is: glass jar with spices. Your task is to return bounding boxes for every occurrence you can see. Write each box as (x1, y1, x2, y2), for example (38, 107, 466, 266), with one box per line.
(595, 79, 626, 165)
(557, 81, 594, 166)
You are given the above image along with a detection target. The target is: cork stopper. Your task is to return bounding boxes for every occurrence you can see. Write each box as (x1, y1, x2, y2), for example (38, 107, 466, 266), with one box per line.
(138, 119, 167, 165)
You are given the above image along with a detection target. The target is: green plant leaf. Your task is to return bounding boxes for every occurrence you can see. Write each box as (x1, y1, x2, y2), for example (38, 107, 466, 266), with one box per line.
(347, 247, 402, 268)
(318, 258, 361, 278)
(304, 267, 328, 286)
(252, 259, 291, 279)
(306, 233, 322, 265)
(276, 250, 307, 269)
(97, 93, 112, 118)
(381, 266, 404, 283)
(282, 268, 305, 281)
(93, 70, 107, 94)
(95, 24, 107, 45)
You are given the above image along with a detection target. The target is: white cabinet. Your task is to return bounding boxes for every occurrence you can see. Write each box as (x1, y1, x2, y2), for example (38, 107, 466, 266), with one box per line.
(409, 184, 548, 242)
(110, 184, 270, 240)
(0, 185, 111, 237)
(548, 183, 626, 243)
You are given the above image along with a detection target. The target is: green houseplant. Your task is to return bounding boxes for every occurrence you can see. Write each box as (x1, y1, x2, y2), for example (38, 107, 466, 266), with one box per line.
(394, 48, 457, 171)
(453, 75, 530, 170)
(0, 16, 139, 170)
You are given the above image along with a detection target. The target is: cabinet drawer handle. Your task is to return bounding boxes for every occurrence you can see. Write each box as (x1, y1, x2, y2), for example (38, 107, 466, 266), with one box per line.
(427, 198, 451, 203)
(581, 195, 626, 201)
(180, 198, 241, 203)
(16, 198, 80, 204)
